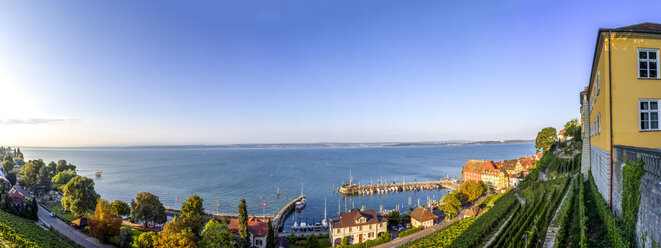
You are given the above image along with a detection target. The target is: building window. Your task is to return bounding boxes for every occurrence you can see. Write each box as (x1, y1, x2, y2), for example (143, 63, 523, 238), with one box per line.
(638, 48, 660, 79)
(640, 100, 660, 130)
(597, 71, 600, 95)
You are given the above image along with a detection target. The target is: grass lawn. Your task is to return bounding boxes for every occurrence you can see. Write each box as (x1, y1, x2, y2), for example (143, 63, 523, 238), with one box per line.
(49, 205, 78, 222)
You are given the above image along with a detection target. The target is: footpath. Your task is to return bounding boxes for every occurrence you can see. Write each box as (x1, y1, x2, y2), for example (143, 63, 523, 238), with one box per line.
(542, 175, 575, 248)
(372, 195, 489, 248)
(482, 192, 525, 248)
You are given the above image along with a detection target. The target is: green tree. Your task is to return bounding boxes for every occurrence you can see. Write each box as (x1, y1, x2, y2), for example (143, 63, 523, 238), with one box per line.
(131, 192, 167, 228)
(19, 159, 46, 188)
(155, 216, 197, 248)
(62, 176, 99, 217)
(180, 195, 206, 240)
(460, 180, 484, 203)
(237, 199, 250, 248)
(137, 232, 158, 248)
(89, 199, 122, 243)
(289, 232, 297, 245)
(15, 148, 23, 159)
(111, 200, 131, 217)
(118, 227, 135, 248)
(535, 127, 558, 153)
(441, 192, 462, 220)
(56, 160, 76, 173)
(47, 161, 57, 175)
(6, 173, 16, 186)
(305, 234, 319, 248)
(35, 165, 52, 197)
(198, 219, 235, 248)
(2, 156, 14, 173)
(51, 169, 77, 189)
(266, 220, 275, 248)
(564, 118, 582, 141)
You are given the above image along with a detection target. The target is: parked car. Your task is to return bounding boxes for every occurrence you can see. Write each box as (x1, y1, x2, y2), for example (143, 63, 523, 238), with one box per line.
(398, 224, 403, 231)
(50, 212, 56, 218)
(391, 225, 398, 231)
(406, 223, 411, 228)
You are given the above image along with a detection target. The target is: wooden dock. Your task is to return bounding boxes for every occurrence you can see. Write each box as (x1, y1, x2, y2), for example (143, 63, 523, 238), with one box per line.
(338, 178, 461, 195)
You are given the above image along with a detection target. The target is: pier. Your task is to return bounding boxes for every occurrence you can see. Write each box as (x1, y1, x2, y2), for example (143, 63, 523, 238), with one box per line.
(337, 178, 461, 195)
(272, 195, 305, 231)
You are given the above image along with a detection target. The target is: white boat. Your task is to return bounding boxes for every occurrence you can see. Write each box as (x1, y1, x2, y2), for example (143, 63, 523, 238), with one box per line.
(300, 222, 307, 232)
(314, 223, 322, 231)
(295, 198, 306, 210)
(292, 220, 299, 231)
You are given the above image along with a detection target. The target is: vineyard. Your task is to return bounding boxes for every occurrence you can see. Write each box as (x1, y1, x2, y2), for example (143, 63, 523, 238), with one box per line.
(0, 209, 71, 248)
(399, 217, 475, 248)
(487, 175, 570, 248)
(446, 191, 519, 248)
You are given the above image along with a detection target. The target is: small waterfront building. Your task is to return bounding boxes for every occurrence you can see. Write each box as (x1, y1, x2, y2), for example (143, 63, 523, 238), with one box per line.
(329, 208, 388, 246)
(557, 129, 570, 142)
(229, 217, 269, 248)
(409, 207, 437, 228)
(500, 159, 523, 175)
(462, 159, 496, 182)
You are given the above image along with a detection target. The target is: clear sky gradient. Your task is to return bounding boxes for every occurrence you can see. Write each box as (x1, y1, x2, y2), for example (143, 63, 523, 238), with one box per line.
(2, 0, 660, 146)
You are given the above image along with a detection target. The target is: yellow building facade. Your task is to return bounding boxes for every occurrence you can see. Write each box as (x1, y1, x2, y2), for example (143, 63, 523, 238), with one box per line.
(582, 22, 661, 221)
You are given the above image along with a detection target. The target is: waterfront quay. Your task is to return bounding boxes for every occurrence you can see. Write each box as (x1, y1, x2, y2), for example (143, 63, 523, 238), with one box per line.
(164, 195, 306, 232)
(337, 178, 461, 195)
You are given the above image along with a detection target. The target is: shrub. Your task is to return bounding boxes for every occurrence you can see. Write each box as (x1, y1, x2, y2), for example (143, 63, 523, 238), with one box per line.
(399, 226, 422, 238)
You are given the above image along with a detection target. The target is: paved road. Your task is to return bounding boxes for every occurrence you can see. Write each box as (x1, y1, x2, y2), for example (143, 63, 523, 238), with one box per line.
(372, 195, 490, 248)
(37, 204, 115, 248)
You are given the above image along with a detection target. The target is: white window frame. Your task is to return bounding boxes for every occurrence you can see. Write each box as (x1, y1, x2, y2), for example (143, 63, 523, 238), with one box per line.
(637, 48, 660, 79)
(639, 99, 660, 131)
(597, 71, 600, 95)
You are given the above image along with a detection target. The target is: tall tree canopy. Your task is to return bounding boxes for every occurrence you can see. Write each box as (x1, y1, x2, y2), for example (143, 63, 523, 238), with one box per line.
(111, 200, 131, 217)
(51, 169, 77, 189)
(131, 192, 167, 227)
(136, 231, 158, 248)
(56, 160, 76, 173)
(155, 216, 197, 248)
(535, 127, 558, 153)
(237, 199, 250, 248)
(61, 176, 99, 217)
(180, 195, 206, 240)
(2, 156, 14, 173)
(460, 180, 485, 203)
(440, 191, 462, 220)
(564, 118, 582, 141)
(20, 159, 52, 196)
(197, 219, 235, 248)
(89, 199, 122, 243)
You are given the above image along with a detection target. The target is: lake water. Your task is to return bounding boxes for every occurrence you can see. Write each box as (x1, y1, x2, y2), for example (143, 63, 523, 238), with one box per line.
(21, 143, 534, 230)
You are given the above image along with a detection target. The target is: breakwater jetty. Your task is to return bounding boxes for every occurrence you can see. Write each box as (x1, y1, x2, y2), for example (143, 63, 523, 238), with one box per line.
(338, 178, 461, 195)
(164, 194, 306, 232)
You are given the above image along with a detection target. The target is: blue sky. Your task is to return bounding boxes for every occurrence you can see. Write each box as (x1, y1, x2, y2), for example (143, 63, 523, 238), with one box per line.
(1, 0, 660, 146)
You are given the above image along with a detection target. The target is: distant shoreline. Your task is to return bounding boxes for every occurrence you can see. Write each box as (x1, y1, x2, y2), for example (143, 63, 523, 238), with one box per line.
(15, 139, 533, 149)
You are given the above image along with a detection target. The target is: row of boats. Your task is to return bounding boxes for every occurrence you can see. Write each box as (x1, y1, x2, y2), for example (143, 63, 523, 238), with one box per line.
(291, 197, 329, 232)
(355, 184, 444, 195)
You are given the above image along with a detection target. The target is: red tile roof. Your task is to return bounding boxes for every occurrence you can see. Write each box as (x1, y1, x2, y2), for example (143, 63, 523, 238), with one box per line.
(229, 217, 270, 237)
(558, 129, 566, 135)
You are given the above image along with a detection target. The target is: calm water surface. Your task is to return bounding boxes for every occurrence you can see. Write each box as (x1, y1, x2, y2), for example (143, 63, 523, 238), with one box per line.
(22, 143, 534, 230)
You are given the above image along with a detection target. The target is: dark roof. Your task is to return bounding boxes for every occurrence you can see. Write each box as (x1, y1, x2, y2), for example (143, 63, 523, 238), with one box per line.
(607, 22, 661, 34)
(500, 159, 520, 170)
(330, 209, 386, 229)
(410, 207, 437, 222)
